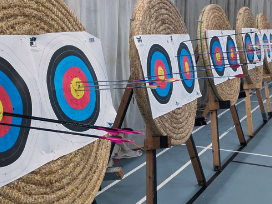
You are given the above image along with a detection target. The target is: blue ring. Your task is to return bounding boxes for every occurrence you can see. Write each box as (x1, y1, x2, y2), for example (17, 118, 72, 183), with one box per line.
(227, 37, 238, 65)
(245, 33, 254, 63)
(150, 51, 171, 97)
(255, 33, 261, 60)
(210, 36, 225, 76)
(179, 48, 194, 88)
(54, 56, 96, 121)
(0, 71, 23, 153)
(263, 34, 270, 58)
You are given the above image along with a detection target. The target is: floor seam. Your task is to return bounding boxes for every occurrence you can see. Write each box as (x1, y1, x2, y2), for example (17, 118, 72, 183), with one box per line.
(231, 160, 272, 169)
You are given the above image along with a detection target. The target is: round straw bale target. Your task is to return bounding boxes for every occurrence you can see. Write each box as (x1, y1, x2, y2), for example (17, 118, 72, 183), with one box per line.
(130, 0, 197, 146)
(0, 1, 110, 203)
(256, 13, 272, 74)
(236, 7, 263, 84)
(197, 4, 240, 106)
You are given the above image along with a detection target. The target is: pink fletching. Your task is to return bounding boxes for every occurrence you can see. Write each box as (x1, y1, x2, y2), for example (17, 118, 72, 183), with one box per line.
(235, 74, 245, 78)
(98, 127, 119, 135)
(230, 64, 240, 69)
(98, 136, 134, 144)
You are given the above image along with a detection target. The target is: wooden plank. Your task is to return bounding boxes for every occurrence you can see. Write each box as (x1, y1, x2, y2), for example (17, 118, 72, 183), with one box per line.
(112, 88, 133, 128)
(202, 105, 209, 118)
(256, 89, 268, 122)
(245, 89, 254, 136)
(186, 136, 206, 186)
(263, 76, 271, 82)
(146, 127, 157, 204)
(230, 105, 246, 146)
(264, 83, 272, 116)
(103, 167, 124, 181)
(210, 110, 221, 171)
(144, 136, 171, 151)
(243, 82, 262, 90)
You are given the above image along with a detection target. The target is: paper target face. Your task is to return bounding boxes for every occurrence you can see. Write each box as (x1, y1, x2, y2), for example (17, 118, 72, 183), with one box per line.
(0, 36, 41, 188)
(270, 33, 272, 53)
(263, 33, 270, 58)
(244, 33, 254, 64)
(147, 44, 173, 104)
(47, 45, 100, 132)
(134, 34, 202, 118)
(226, 36, 238, 72)
(31, 32, 116, 144)
(255, 33, 262, 61)
(210, 36, 225, 76)
(0, 57, 31, 167)
(177, 42, 195, 93)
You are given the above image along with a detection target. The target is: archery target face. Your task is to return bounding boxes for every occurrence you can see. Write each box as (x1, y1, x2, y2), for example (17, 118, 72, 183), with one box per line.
(222, 31, 242, 77)
(31, 32, 116, 143)
(206, 30, 228, 85)
(270, 33, 272, 55)
(245, 33, 254, 64)
(171, 34, 201, 107)
(226, 36, 238, 71)
(177, 42, 195, 93)
(0, 57, 31, 167)
(210, 36, 225, 76)
(263, 33, 270, 58)
(47, 45, 100, 132)
(253, 30, 264, 66)
(134, 35, 178, 119)
(255, 33, 262, 61)
(147, 44, 173, 104)
(0, 36, 41, 188)
(261, 30, 272, 63)
(242, 28, 257, 71)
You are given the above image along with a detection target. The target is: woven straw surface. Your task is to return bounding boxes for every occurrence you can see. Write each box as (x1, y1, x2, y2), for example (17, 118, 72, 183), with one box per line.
(130, 0, 197, 146)
(0, 0, 111, 203)
(236, 7, 263, 84)
(197, 4, 240, 106)
(256, 13, 272, 74)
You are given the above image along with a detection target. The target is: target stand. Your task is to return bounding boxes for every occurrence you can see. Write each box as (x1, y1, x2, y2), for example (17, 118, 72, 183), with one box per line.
(105, 75, 206, 204)
(203, 89, 247, 171)
(243, 80, 268, 137)
(263, 74, 272, 117)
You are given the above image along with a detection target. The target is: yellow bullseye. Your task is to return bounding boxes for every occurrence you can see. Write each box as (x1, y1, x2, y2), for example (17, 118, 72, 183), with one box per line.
(216, 52, 221, 61)
(71, 77, 84, 99)
(185, 62, 190, 73)
(0, 101, 3, 122)
(230, 48, 234, 58)
(158, 67, 165, 80)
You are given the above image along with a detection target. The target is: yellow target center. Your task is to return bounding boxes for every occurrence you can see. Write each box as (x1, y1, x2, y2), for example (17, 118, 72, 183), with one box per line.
(0, 101, 3, 122)
(185, 62, 190, 73)
(216, 52, 221, 61)
(230, 49, 234, 58)
(158, 67, 165, 80)
(71, 77, 84, 99)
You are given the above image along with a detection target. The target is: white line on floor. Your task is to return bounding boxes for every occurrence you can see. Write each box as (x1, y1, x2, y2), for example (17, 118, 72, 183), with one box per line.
(97, 84, 270, 197)
(195, 145, 272, 158)
(136, 92, 272, 204)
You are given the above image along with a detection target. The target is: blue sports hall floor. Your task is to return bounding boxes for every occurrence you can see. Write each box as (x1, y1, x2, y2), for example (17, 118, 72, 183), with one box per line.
(95, 83, 272, 204)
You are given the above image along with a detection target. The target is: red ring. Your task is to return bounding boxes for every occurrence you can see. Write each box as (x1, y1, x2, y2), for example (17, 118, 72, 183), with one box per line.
(63, 67, 90, 110)
(182, 56, 192, 79)
(154, 59, 168, 89)
(0, 85, 12, 137)
(229, 45, 236, 63)
(214, 47, 223, 66)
